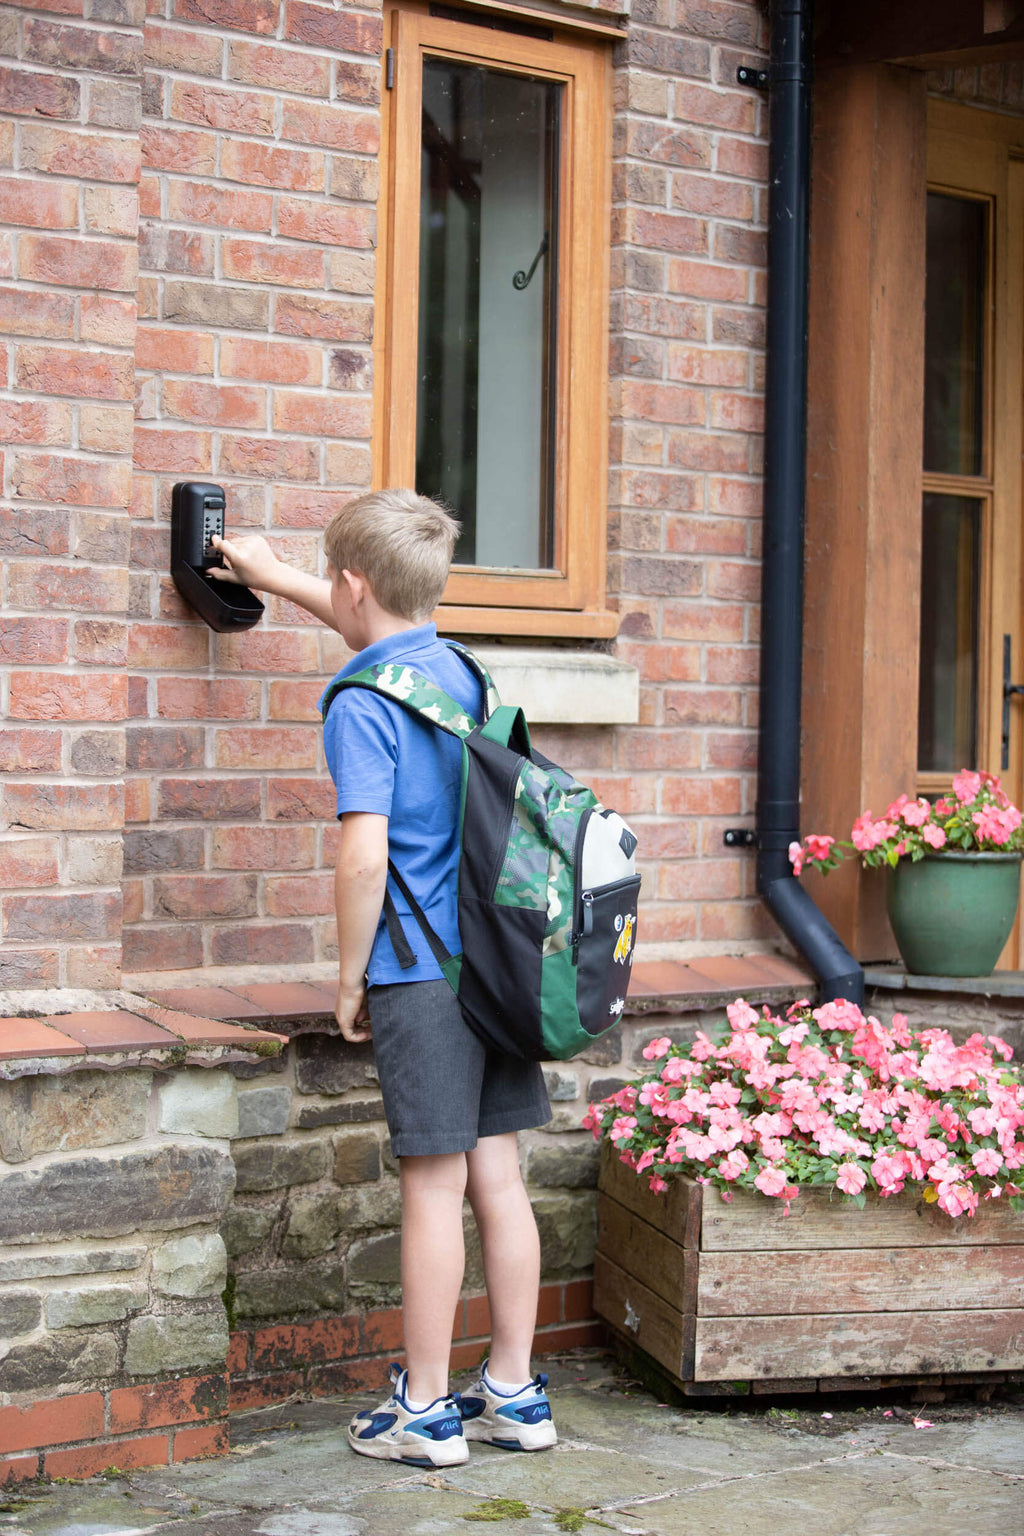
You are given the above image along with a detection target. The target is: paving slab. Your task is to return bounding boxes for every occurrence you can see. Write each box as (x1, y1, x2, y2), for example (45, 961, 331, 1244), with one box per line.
(5, 1354, 1023, 1536)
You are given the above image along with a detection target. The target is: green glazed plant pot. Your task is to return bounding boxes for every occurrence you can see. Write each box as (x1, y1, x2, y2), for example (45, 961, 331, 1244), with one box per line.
(886, 851, 1024, 977)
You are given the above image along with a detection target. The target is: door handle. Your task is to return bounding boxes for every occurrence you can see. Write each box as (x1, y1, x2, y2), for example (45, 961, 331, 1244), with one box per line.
(1002, 633, 1024, 768)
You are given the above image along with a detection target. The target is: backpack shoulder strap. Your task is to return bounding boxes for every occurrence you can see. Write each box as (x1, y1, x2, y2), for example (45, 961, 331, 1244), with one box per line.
(320, 661, 477, 738)
(443, 640, 501, 722)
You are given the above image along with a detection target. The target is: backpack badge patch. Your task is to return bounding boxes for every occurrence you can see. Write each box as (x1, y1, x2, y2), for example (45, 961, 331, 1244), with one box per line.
(613, 912, 636, 965)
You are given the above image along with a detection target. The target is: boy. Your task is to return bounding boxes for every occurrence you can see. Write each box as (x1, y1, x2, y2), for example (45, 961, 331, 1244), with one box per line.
(211, 490, 556, 1467)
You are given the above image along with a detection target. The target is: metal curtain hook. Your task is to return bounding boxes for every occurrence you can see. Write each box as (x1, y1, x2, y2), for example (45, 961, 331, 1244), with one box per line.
(513, 232, 550, 290)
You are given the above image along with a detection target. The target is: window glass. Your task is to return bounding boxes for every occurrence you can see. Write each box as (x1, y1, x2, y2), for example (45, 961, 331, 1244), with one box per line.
(918, 492, 981, 773)
(923, 193, 986, 477)
(416, 58, 560, 570)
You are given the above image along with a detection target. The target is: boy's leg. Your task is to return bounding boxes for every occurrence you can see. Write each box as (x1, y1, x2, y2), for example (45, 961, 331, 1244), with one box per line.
(464, 1132, 540, 1385)
(400, 1150, 468, 1406)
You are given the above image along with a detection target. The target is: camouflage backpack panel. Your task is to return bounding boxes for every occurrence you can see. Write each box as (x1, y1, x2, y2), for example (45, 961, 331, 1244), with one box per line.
(493, 755, 600, 956)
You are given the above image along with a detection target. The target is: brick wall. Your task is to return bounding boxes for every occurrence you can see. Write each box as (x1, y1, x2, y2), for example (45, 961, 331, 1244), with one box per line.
(1, 0, 775, 988)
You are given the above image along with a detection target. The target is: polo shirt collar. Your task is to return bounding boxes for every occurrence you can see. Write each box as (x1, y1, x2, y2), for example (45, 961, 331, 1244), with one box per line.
(335, 622, 438, 681)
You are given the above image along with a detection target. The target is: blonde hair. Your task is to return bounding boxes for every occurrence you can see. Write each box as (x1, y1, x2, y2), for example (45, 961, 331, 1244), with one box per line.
(322, 488, 460, 621)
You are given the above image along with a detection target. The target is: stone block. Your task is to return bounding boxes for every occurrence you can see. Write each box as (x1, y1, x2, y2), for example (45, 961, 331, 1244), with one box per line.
(235, 1085, 291, 1139)
(333, 1180, 402, 1232)
(587, 1076, 628, 1102)
(542, 1069, 580, 1102)
(281, 1193, 344, 1261)
(159, 1070, 238, 1139)
(538, 1109, 589, 1133)
(0, 1070, 150, 1163)
(45, 1284, 145, 1329)
(233, 1137, 330, 1193)
(233, 1262, 347, 1320)
(0, 1331, 119, 1393)
(125, 1310, 229, 1377)
(153, 1233, 227, 1298)
(533, 1192, 598, 1277)
(229, 1053, 288, 1079)
(346, 1230, 401, 1286)
(332, 1129, 381, 1186)
(0, 1144, 236, 1243)
(0, 1247, 145, 1282)
(295, 1093, 385, 1128)
(220, 1204, 277, 1259)
(294, 1036, 377, 1096)
(578, 1026, 623, 1066)
(526, 1137, 602, 1189)
(0, 1291, 42, 1336)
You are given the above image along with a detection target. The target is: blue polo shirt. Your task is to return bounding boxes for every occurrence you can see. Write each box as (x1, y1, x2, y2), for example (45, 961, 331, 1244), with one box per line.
(319, 624, 483, 985)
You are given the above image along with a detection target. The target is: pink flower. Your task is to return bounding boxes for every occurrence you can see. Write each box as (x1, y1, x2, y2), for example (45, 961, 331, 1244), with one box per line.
(934, 797, 954, 816)
(835, 1162, 867, 1195)
(726, 999, 759, 1030)
(901, 798, 931, 828)
(805, 834, 835, 861)
(972, 1148, 1004, 1176)
(648, 1176, 668, 1194)
(922, 823, 947, 850)
(936, 1181, 977, 1218)
(753, 1165, 789, 1197)
(719, 1149, 749, 1180)
(788, 840, 806, 875)
(953, 769, 982, 804)
(610, 1115, 637, 1142)
(642, 1036, 673, 1061)
(635, 1148, 655, 1174)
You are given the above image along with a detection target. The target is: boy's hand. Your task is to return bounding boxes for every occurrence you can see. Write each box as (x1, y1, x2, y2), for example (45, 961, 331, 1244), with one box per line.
(208, 534, 283, 592)
(335, 980, 372, 1043)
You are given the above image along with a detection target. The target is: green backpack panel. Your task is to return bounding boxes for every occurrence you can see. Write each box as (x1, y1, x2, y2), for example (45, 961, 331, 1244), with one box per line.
(321, 645, 640, 1061)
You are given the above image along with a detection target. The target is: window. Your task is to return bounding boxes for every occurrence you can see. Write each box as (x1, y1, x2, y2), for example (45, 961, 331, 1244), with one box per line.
(375, 1, 615, 635)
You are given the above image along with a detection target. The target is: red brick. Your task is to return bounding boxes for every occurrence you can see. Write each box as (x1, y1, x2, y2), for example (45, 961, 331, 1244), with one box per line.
(3, 891, 122, 942)
(264, 873, 333, 917)
(173, 0, 278, 34)
(667, 257, 747, 302)
(44, 1436, 169, 1480)
(81, 293, 136, 346)
(710, 391, 764, 432)
(154, 875, 258, 920)
(163, 379, 266, 429)
(707, 559, 760, 600)
(141, 124, 217, 175)
(22, 123, 139, 183)
(218, 434, 318, 481)
(284, 0, 383, 54)
(659, 858, 742, 901)
(22, 16, 142, 74)
(156, 777, 261, 821)
(533, 1321, 607, 1352)
(536, 1283, 561, 1327)
(110, 1375, 228, 1435)
(212, 825, 317, 870)
(0, 617, 69, 665)
(0, 837, 60, 888)
(712, 304, 766, 347)
(281, 99, 379, 154)
(0, 1456, 37, 1485)
(667, 345, 749, 386)
(210, 727, 318, 772)
(709, 476, 762, 517)
(562, 1278, 594, 1321)
(121, 923, 203, 973)
(275, 293, 372, 341)
(226, 1332, 249, 1375)
(0, 1391, 104, 1455)
(0, 175, 78, 229)
(146, 19, 224, 75)
(586, 774, 657, 814)
(170, 79, 274, 134)
(0, 62, 80, 119)
(661, 774, 742, 816)
(124, 779, 151, 823)
(228, 38, 330, 96)
(16, 344, 134, 402)
(272, 391, 372, 438)
(173, 1421, 229, 1462)
(157, 677, 261, 720)
(707, 645, 759, 684)
(662, 600, 744, 641)
(9, 670, 127, 722)
(215, 628, 323, 674)
(464, 1294, 491, 1338)
(716, 133, 769, 179)
(706, 729, 757, 769)
(623, 209, 707, 257)
(135, 326, 215, 375)
(0, 400, 72, 453)
(125, 725, 204, 771)
(267, 777, 335, 820)
(664, 687, 743, 725)
(139, 225, 216, 278)
(3, 783, 122, 832)
(253, 1316, 360, 1372)
(666, 516, 748, 555)
(166, 179, 274, 234)
(623, 118, 710, 168)
(19, 234, 137, 293)
(360, 1307, 403, 1355)
(666, 430, 750, 474)
(221, 336, 322, 386)
(276, 197, 376, 249)
(12, 452, 132, 508)
(7, 562, 127, 617)
(0, 284, 75, 339)
(671, 169, 754, 220)
(228, 1373, 305, 1412)
(221, 139, 324, 193)
(211, 922, 315, 966)
(0, 948, 61, 987)
(617, 730, 701, 770)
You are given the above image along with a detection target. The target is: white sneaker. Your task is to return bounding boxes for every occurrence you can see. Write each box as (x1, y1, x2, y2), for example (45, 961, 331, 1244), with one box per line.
(460, 1360, 557, 1451)
(347, 1363, 469, 1467)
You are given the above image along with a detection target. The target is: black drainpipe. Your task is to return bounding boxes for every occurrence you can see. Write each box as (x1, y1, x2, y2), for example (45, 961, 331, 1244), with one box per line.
(753, 0, 864, 1005)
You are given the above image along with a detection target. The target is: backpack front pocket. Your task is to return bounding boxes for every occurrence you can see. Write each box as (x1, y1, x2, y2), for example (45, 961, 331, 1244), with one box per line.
(574, 875, 641, 1036)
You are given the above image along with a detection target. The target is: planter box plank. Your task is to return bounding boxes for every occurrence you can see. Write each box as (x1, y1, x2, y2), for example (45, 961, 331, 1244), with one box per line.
(598, 1150, 701, 1246)
(694, 1307, 1024, 1381)
(598, 1194, 697, 1315)
(593, 1251, 694, 1381)
(701, 1185, 1024, 1251)
(699, 1244, 1024, 1317)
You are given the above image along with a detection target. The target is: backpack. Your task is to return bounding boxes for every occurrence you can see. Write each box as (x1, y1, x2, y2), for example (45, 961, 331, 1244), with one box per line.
(320, 642, 641, 1061)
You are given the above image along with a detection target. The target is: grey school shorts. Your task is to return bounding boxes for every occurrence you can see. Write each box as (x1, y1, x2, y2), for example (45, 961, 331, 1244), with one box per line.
(366, 978, 551, 1158)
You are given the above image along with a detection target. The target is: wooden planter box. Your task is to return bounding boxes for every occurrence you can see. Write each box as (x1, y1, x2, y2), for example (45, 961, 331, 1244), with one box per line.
(594, 1144, 1024, 1394)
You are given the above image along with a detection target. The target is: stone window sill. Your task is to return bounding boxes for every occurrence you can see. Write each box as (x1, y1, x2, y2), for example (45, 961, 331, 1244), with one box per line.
(865, 965, 1024, 998)
(472, 646, 639, 725)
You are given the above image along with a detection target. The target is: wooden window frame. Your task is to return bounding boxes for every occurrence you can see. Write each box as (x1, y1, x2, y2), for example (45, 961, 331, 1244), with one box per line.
(373, 0, 616, 637)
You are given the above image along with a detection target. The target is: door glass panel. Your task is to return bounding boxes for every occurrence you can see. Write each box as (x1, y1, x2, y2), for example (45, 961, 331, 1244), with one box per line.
(923, 193, 986, 476)
(417, 57, 560, 569)
(918, 492, 981, 772)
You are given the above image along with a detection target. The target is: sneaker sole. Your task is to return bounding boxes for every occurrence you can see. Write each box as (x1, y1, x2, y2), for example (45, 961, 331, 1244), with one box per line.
(347, 1428, 469, 1466)
(463, 1421, 557, 1452)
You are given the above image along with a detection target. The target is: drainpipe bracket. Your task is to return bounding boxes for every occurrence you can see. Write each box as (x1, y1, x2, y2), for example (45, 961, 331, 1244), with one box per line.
(723, 828, 759, 849)
(736, 66, 769, 90)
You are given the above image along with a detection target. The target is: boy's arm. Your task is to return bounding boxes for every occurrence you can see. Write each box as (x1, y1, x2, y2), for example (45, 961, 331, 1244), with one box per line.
(209, 533, 338, 631)
(333, 811, 389, 1042)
